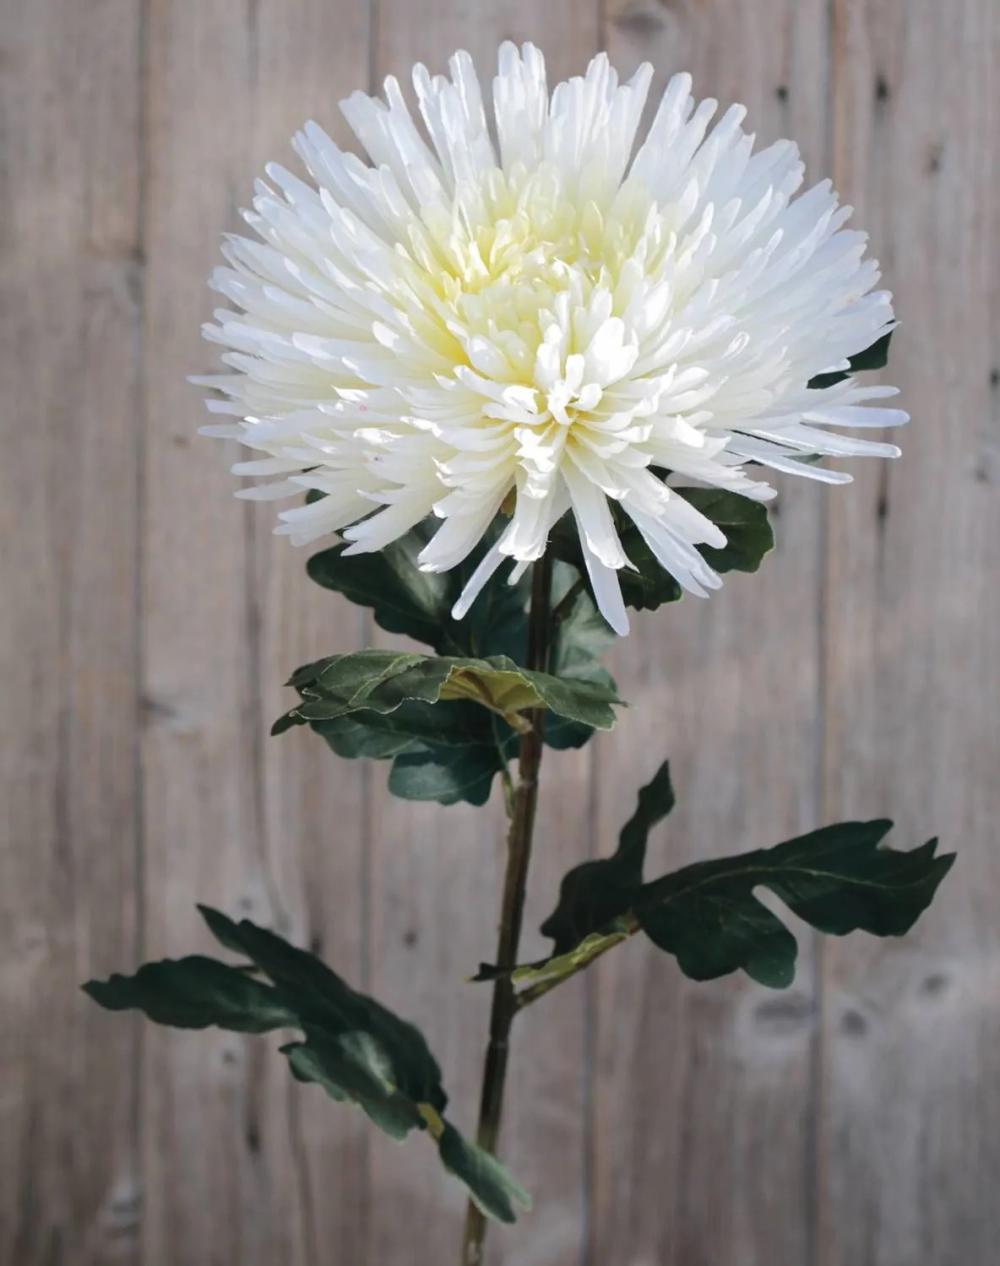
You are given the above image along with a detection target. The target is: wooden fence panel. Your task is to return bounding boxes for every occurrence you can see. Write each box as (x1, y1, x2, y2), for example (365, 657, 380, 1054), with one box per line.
(595, 5, 831, 1265)
(1, 2, 996, 1263)
(818, 3, 1000, 1264)
(0, 4, 143, 1263)
(140, 4, 369, 1264)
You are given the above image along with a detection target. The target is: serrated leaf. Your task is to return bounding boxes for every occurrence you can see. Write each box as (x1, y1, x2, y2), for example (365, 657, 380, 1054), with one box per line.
(808, 330, 894, 389)
(84, 908, 529, 1224)
(274, 650, 623, 739)
(307, 526, 456, 651)
(549, 565, 617, 676)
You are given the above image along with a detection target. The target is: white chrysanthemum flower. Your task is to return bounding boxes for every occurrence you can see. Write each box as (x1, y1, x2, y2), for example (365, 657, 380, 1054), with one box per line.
(196, 44, 907, 635)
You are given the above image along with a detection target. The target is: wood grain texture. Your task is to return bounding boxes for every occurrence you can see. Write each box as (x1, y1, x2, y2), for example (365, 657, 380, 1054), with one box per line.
(594, 6, 833, 1266)
(818, 3, 1000, 1264)
(0, 3, 143, 1263)
(244, 5, 373, 1262)
(140, 4, 370, 1264)
(2, 1, 997, 1263)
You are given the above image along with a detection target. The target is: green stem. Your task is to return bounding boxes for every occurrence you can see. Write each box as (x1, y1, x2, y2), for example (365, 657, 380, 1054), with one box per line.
(460, 552, 553, 1266)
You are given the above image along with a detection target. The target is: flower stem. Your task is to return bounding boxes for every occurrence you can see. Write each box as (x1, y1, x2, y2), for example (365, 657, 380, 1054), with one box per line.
(461, 552, 553, 1266)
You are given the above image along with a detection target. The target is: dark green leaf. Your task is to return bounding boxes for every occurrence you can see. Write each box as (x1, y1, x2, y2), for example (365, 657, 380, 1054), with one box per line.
(274, 650, 622, 740)
(306, 521, 528, 659)
(282, 1032, 426, 1140)
(387, 744, 507, 807)
(808, 330, 894, 389)
(201, 905, 448, 1109)
(302, 530, 621, 802)
(545, 569, 619, 750)
(550, 490, 773, 615)
(307, 527, 454, 651)
(680, 489, 774, 576)
(497, 778, 952, 994)
(549, 565, 617, 677)
(637, 820, 953, 989)
(82, 956, 295, 1033)
(85, 908, 529, 1223)
(294, 649, 613, 807)
(309, 699, 516, 807)
(437, 1120, 531, 1224)
(539, 763, 674, 953)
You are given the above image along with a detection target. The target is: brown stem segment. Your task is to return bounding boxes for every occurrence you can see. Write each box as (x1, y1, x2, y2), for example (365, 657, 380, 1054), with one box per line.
(460, 553, 553, 1266)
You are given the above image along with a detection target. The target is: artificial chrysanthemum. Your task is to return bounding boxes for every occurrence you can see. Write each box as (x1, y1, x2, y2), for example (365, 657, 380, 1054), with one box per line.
(197, 44, 906, 635)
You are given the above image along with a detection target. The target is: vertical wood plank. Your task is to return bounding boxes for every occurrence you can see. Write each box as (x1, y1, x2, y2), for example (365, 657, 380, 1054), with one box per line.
(367, 9, 600, 1264)
(819, 3, 1000, 1263)
(7, 3, 999, 1264)
(246, 4, 374, 1261)
(0, 1, 143, 1262)
(141, 3, 370, 1263)
(595, 5, 831, 1264)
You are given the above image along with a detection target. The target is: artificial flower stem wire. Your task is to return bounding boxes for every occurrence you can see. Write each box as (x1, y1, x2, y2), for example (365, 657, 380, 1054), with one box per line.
(461, 551, 553, 1266)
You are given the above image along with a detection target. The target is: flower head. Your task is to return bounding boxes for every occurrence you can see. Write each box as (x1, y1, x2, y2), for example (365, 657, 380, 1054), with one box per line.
(197, 44, 906, 634)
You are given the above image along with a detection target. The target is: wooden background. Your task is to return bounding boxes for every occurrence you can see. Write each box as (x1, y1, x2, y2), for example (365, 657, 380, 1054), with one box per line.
(2, 2, 997, 1263)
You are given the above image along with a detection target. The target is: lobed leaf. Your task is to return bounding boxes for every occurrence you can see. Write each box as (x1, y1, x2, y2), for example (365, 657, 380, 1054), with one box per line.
(298, 491, 769, 807)
(273, 650, 623, 802)
(484, 767, 953, 994)
(305, 534, 619, 798)
(539, 762, 674, 953)
(84, 908, 530, 1223)
(83, 956, 295, 1033)
(280, 649, 622, 730)
(636, 820, 953, 987)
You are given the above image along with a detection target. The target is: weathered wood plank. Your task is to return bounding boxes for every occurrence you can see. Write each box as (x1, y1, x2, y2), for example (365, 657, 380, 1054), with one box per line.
(245, 5, 373, 1262)
(594, 5, 832, 1264)
(818, 3, 1000, 1263)
(140, 4, 370, 1263)
(6, 3, 999, 1264)
(367, 10, 601, 1264)
(0, 2, 143, 1262)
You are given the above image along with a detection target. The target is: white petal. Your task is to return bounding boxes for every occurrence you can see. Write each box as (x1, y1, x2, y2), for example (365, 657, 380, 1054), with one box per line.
(579, 544, 630, 636)
(452, 543, 507, 619)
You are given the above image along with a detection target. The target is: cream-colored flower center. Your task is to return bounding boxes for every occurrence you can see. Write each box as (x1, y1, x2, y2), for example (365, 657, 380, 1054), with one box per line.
(407, 165, 672, 434)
